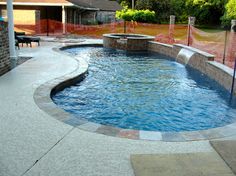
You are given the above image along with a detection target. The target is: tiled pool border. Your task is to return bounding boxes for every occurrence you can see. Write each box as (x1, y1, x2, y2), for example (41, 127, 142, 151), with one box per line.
(34, 42, 236, 142)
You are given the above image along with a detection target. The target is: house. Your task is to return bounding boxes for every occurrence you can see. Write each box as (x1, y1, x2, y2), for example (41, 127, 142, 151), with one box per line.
(68, 0, 122, 24)
(0, 0, 122, 34)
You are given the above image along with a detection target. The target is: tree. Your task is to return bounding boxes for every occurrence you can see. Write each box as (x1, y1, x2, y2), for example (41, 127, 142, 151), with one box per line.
(135, 0, 171, 23)
(221, 0, 236, 27)
(169, 0, 188, 23)
(185, 0, 227, 25)
(118, 0, 137, 8)
(118, 0, 229, 26)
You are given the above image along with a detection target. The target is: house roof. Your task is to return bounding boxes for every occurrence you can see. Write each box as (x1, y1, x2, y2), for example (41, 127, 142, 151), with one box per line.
(67, 0, 122, 11)
(0, 0, 69, 3)
(0, 0, 122, 11)
(0, 0, 73, 6)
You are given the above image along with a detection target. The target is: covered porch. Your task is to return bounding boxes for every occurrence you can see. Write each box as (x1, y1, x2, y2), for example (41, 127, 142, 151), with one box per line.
(0, 1, 98, 35)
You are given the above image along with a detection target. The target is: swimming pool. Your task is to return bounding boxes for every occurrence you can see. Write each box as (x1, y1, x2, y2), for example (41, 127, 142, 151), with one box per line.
(52, 47, 236, 132)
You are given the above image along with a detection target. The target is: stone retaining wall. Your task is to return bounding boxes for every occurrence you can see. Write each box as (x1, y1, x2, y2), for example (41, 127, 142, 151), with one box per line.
(148, 41, 236, 95)
(0, 21, 10, 76)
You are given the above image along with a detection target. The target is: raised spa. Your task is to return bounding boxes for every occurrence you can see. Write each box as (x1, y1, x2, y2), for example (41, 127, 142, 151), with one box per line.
(52, 46, 236, 132)
(103, 33, 155, 51)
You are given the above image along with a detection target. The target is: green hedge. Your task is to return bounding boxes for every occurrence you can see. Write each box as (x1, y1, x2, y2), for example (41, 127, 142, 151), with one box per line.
(116, 8, 156, 23)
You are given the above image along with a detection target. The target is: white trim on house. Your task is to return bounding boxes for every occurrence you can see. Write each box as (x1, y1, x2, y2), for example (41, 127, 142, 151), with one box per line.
(0, 2, 100, 11)
(0, 2, 74, 7)
(73, 5, 99, 11)
(0, 2, 99, 10)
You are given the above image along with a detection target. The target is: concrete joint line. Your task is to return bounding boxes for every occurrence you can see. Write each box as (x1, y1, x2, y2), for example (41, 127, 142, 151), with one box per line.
(20, 127, 75, 176)
(210, 143, 236, 175)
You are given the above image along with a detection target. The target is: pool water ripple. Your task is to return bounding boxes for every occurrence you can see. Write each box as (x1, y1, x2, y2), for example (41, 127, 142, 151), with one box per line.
(53, 47, 236, 132)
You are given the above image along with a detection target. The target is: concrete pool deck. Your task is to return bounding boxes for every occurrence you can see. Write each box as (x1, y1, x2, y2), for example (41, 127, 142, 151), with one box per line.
(0, 40, 235, 176)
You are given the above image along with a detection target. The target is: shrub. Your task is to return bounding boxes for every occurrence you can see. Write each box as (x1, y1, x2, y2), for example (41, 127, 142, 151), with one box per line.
(133, 10, 156, 22)
(116, 8, 156, 23)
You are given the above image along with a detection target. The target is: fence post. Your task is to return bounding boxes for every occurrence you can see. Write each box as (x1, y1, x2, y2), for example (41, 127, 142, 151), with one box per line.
(169, 15, 175, 43)
(187, 16, 195, 46)
(223, 31, 228, 64)
(46, 7, 49, 36)
(230, 57, 236, 98)
(230, 20, 236, 98)
(124, 20, 126, 33)
(231, 20, 236, 32)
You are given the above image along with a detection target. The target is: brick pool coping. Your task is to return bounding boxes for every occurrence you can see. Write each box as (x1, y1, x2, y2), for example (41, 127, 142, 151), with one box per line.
(34, 43, 236, 142)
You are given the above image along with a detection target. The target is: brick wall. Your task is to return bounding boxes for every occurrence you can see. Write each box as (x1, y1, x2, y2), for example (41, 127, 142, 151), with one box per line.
(0, 21, 10, 76)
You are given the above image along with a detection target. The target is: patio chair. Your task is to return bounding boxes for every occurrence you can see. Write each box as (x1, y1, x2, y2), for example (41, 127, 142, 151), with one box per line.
(15, 32, 30, 47)
(14, 31, 40, 48)
(27, 36, 40, 46)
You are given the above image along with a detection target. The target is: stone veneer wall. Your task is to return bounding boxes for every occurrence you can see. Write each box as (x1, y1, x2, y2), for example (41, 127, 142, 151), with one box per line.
(206, 62, 236, 93)
(103, 35, 128, 50)
(0, 21, 10, 76)
(148, 41, 176, 58)
(103, 34, 154, 51)
(148, 41, 236, 95)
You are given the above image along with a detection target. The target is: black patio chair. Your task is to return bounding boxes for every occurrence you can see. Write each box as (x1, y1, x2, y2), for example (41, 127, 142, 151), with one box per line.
(14, 31, 40, 48)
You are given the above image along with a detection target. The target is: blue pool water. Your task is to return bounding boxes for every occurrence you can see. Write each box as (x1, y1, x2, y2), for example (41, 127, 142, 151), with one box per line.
(52, 47, 236, 132)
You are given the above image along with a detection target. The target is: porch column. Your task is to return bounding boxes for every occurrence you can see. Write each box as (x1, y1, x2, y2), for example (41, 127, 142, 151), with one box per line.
(7, 0, 17, 68)
(74, 10, 76, 25)
(62, 5, 66, 34)
(79, 14, 81, 24)
(94, 12, 96, 23)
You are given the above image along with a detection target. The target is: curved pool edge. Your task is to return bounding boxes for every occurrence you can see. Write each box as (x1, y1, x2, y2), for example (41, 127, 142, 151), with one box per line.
(34, 43, 236, 142)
